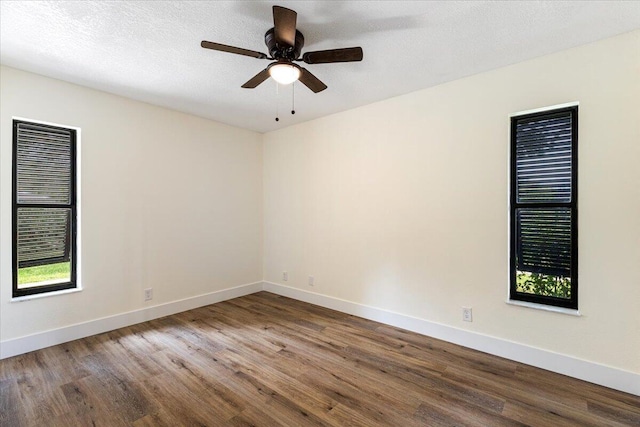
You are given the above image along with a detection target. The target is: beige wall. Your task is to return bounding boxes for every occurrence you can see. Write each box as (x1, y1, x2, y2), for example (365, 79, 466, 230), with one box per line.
(0, 66, 263, 341)
(263, 31, 640, 374)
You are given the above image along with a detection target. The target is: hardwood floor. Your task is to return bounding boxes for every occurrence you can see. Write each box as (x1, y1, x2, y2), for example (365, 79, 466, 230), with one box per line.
(1, 292, 638, 426)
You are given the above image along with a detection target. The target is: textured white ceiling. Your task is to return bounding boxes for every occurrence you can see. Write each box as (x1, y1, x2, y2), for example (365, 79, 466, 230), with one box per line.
(1, 1, 639, 133)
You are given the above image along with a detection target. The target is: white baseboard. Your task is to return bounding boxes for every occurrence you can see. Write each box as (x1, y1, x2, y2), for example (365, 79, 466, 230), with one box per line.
(0, 281, 263, 360)
(263, 281, 640, 396)
(2, 280, 637, 396)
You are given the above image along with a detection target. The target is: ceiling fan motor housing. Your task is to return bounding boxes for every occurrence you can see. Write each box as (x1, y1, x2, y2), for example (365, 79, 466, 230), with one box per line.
(265, 28, 304, 60)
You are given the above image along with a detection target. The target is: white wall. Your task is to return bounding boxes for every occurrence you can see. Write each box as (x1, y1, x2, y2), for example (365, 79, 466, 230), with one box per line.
(263, 31, 640, 375)
(0, 66, 263, 341)
(1, 30, 638, 388)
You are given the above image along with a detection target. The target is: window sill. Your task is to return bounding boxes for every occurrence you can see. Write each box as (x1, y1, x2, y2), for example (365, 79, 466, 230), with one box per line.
(11, 286, 82, 302)
(506, 299, 581, 316)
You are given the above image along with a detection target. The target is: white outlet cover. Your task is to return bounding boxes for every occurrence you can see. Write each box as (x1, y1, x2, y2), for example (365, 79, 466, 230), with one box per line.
(283, 271, 288, 281)
(462, 307, 473, 322)
(308, 276, 314, 286)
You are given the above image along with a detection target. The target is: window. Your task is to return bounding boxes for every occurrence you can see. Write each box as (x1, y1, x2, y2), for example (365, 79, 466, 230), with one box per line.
(13, 120, 78, 297)
(510, 105, 578, 309)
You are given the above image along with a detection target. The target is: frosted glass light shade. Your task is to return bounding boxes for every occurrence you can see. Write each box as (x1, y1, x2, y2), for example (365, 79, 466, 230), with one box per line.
(269, 63, 300, 85)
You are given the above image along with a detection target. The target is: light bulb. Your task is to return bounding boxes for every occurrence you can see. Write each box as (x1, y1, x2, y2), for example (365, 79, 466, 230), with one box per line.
(269, 63, 300, 85)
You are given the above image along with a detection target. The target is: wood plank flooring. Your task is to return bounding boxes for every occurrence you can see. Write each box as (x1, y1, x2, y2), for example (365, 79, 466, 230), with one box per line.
(1, 291, 638, 426)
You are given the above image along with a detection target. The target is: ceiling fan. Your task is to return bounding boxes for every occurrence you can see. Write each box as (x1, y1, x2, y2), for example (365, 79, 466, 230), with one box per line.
(201, 5, 363, 93)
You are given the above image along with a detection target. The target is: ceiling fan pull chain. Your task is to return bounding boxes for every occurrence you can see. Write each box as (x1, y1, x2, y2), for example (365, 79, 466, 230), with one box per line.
(291, 82, 296, 115)
(275, 83, 280, 121)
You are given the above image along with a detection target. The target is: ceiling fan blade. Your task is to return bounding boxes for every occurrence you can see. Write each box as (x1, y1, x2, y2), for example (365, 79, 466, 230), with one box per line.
(302, 47, 363, 64)
(273, 5, 297, 47)
(201, 41, 267, 59)
(241, 68, 271, 89)
(298, 68, 327, 93)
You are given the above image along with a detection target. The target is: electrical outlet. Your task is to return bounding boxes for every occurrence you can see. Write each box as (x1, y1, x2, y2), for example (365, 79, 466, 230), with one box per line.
(144, 288, 153, 301)
(308, 276, 314, 286)
(462, 307, 472, 322)
(283, 271, 288, 281)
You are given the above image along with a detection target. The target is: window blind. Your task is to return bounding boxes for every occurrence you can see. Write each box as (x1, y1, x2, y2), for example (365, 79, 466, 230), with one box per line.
(516, 208, 572, 276)
(17, 123, 72, 204)
(513, 110, 575, 278)
(15, 122, 73, 268)
(515, 113, 572, 203)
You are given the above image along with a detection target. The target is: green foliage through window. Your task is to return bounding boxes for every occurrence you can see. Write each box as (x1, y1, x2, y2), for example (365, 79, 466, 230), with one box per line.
(18, 262, 70, 287)
(516, 271, 571, 299)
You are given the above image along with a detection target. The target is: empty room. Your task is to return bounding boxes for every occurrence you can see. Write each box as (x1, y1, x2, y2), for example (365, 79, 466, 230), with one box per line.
(1, 1, 639, 426)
